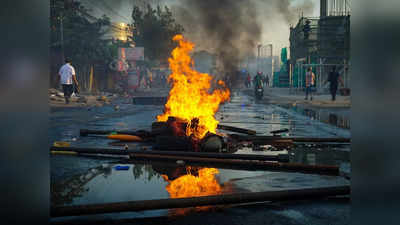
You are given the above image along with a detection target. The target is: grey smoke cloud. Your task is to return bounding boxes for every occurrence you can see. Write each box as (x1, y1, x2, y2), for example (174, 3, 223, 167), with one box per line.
(170, 0, 261, 79)
(171, 0, 316, 57)
(79, 0, 315, 65)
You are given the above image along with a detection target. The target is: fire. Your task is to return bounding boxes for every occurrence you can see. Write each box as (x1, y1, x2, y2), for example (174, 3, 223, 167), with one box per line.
(162, 167, 222, 199)
(157, 34, 230, 139)
(162, 167, 222, 215)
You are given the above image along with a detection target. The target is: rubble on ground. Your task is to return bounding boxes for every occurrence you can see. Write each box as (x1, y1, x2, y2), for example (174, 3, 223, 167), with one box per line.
(49, 89, 118, 107)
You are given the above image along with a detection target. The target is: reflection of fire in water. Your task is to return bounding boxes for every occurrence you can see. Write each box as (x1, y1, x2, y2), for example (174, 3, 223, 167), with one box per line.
(157, 34, 230, 214)
(157, 34, 230, 140)
(162, 167, 221, 198)
(161, 167, 223, 215)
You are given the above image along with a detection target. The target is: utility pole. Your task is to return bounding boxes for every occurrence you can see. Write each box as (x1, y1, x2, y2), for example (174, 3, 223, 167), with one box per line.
(257, 44, 262, 71)
(269, 44, 273, 87)
(60, 13, 65, 64)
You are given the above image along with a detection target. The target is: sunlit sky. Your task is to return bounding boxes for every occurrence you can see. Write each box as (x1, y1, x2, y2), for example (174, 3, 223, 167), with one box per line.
(296, 0, 320, 17)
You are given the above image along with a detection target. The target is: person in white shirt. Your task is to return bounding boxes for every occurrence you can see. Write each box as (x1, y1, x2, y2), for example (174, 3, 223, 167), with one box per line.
(57, 58, 79, 104)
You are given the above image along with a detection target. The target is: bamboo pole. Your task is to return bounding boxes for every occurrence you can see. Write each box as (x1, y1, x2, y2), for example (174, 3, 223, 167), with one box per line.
(130, 153, 339, 176)
(230, 134, 350, 143)
(80, 129, 142, 136)
(270, 128, 289, 135)
(216, 124, 257, 135)
(49, 146, 289, 162)
(51, 186, 350, 217)
(49, 147, 338, 175)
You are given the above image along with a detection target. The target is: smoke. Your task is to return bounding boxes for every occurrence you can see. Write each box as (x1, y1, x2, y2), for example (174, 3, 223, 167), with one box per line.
(80, 0, 315, 82)
(169, 0, 261, 87)
(254, 0, 316, 58)
(278, 0, 316, 24)
(170, 0, 315, 85)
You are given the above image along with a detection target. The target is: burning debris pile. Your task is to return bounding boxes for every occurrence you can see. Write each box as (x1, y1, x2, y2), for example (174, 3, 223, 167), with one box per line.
(152, 117, 228, 152)
(150, 34, 232, 152)
(75, 35, 246, 152)
(156, 34, 230, 140)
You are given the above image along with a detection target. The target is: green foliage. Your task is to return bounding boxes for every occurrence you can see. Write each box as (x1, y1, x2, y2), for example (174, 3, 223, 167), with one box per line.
(50, 0, 124, 67)
(131, 4, 184, 63)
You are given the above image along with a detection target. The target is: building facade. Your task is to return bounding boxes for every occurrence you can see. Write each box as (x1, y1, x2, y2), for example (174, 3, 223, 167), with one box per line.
(289, 0, 350, 91)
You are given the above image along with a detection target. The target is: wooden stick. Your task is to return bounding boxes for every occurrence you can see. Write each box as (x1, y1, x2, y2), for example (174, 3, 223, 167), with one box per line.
(230, 134, 350, 143)
(50, 146, 128, 155)
(217, 124, 257, 135)
(270, 128, 289, 134)
(51, 186, 350, 217)
(80, 129, 139, 136)
(50, 147, 338, 175)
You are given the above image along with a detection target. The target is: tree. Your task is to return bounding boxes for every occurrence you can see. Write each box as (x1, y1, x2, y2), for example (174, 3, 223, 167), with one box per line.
(50, 0, 130, 89)
(131, 4, 184, 65)
(51, 0, 114, 66)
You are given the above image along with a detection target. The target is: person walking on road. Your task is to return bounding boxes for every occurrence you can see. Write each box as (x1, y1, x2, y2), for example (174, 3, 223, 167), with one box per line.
(147, 68, 153, 89)
(325, 66, 344, 101)
(57, 58, 79, 104)
(264, 74, 269, 87)
(246, 73, 251, 88)
(305, 67, 315, 100)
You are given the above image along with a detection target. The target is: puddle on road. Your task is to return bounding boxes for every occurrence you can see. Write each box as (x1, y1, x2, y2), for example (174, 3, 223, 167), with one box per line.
(280, 104, 350, 130)
(217, 95, 350, 138)
(50, 93, 350, 221)
(51, 159, 349, 221)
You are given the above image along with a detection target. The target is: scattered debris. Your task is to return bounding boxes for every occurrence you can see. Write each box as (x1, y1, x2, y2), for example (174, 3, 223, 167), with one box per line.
(176, 160, 185, 165)
(101, 163, 109, 169)
(270, 128, 289, 136)
(53, 141, 70, 147)
(114, 165, 130, 171)
(77, 96, 87, 103)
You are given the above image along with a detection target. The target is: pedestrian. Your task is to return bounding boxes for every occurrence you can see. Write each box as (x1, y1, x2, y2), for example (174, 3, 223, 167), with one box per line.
(305, 67, 315, 100)
(161, 71, 167, 88)
(139, 65, 147, 88)
(146, 68, 153, 89)
(246, 73, 251, 88)
(57, 58, 79, 104)
(264, 74, 270, 87)
(324, 66, 344, 101)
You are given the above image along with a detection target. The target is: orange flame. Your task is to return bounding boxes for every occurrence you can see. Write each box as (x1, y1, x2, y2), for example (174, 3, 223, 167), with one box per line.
(162, 167, 222, 199)
(157, 34, 230, 139)
(162, 167, 222, 215)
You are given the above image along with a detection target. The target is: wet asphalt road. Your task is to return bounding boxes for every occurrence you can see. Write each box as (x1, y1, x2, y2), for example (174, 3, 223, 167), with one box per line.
(50, 91, 350, 225)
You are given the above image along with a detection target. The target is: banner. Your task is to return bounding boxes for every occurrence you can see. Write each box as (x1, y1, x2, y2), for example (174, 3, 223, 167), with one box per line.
(118, 47, 144, 61)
